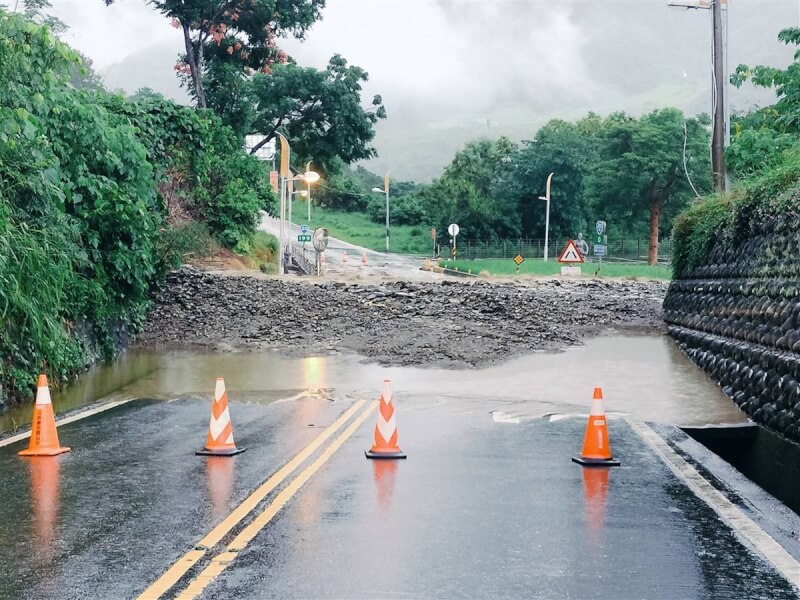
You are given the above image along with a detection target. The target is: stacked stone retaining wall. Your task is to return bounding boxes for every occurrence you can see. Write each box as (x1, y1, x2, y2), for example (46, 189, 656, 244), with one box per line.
(664, 217, 800, 444)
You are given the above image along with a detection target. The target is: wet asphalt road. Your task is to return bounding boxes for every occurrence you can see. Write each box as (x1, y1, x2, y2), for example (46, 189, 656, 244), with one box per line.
(198, 400, 798, 600)
(0, 395, 350, 599)
(1, 387, 797, 599)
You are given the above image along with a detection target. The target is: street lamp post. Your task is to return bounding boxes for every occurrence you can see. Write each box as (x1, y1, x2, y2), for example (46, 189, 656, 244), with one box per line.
(307, 179, 312, 223)
(284, 168, 320, 269)
(538, 172, 554, 261)
(306, 162, 313, 223)
(277, 133, 291, 274)
(372, 174, 390, 252)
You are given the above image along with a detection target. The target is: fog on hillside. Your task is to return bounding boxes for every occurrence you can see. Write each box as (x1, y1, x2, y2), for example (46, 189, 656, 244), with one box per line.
(53, 0, 798, 181)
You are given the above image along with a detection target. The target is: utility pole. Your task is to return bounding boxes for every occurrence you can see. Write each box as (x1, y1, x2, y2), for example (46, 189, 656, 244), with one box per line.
(712, 0, 727, 191)
(371, 173, 390, 252)
(668, 0, 729, 191)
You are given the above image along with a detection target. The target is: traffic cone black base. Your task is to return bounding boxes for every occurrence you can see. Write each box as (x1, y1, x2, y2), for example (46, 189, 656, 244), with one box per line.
(196, 447, 247, 457)
(365, 450, 407, 460)
(572, 456, 620, 467)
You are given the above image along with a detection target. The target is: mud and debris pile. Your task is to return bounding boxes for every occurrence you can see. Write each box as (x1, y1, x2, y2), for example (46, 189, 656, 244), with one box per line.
(665, 215, 800, 443)
(137, 267, 666, 369)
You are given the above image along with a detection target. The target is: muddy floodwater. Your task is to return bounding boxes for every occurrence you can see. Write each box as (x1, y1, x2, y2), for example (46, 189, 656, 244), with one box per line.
(0, 334, 746, 435)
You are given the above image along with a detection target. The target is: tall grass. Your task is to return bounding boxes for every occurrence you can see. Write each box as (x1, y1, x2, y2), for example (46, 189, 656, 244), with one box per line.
(0, 209, 84, 400)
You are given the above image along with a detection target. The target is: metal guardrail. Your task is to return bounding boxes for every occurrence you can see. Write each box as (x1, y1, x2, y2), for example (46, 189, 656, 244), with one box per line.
(287, 246, 316, 275)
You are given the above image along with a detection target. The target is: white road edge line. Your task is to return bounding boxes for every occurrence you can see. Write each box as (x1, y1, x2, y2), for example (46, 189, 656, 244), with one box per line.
(628, 419, 800, 589)
(0, 399, 135, 448)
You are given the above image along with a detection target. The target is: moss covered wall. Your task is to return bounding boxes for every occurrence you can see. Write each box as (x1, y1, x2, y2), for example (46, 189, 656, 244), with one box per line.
(665, 214, 800, 443)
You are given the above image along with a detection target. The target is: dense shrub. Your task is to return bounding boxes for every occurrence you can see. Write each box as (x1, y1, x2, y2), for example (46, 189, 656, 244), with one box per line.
(672, 195, 733, 277)
(195, 121, 275, 247)
(0, 10, 277, 403)
(366, 193, 428, 226)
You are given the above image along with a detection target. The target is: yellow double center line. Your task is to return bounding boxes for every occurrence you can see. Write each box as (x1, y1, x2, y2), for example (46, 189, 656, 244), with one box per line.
(138, 399, 376, 600)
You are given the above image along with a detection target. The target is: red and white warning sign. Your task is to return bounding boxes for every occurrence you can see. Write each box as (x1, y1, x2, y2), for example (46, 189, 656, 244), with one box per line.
(557, 240, 585, 264)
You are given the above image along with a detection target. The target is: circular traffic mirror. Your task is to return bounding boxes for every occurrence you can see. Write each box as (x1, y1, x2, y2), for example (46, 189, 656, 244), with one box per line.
(312, 227, 329, 252)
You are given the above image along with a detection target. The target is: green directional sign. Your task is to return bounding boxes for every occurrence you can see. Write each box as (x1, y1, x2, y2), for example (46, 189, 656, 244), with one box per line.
(297, 234, 312, 242)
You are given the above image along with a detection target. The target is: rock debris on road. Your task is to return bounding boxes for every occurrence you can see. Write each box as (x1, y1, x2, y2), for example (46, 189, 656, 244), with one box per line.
(136, 267, 668, 368)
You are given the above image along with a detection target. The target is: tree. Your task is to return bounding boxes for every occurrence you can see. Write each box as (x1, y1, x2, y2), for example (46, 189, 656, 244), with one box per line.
(69, 52, 104, 90)
(246, 55, 386, 169)
(428, 137, 519, 239)
(313, 166, 370, 212)
(102, 0, 324, 109)
(2, 0, 66, 32)
(728, 28, 800, 176)
(504, 116, 601, 242)
(585, 109, 711, 265)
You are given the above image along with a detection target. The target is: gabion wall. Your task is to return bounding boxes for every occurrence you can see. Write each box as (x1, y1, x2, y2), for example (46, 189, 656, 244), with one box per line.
(664, 219, 800, 443)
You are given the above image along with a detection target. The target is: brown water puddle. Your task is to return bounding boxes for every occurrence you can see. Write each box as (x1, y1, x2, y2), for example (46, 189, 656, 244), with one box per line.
(0, 334, 745, 435)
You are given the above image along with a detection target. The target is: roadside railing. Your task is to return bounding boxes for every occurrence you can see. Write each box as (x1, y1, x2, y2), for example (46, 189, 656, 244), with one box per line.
(445, 238, 672, 264)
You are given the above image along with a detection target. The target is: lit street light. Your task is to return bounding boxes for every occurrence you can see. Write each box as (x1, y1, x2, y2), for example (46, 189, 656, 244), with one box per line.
(304, 162, 317, 223)
(287, 170, 319, 252)
(538, 172, 554, 261)
(372, 173, 390, 252)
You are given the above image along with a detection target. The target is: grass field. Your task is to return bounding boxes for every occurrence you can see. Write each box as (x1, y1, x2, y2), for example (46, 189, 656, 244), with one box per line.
(442, 258, 672, 280)
(304, 206, 672, 280)
(308, 205, 433, 254)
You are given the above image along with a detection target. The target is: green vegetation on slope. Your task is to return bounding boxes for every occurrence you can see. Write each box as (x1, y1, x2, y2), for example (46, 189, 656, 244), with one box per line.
(673, 28, 800, 277)
(1, 1, 388, 404)
(0, 10, 274, 403)
(310, 205, 434, 254)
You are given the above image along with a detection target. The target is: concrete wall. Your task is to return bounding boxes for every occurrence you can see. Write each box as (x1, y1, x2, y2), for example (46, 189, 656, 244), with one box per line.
(664, 218, 800, 444)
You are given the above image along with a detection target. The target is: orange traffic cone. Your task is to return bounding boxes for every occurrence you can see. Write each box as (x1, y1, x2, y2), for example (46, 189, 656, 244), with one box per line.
(19, 375, 70, 457)
(572, 387, 620, 467)
(365, 379, 407, 459)
(196, 377, 246, 456)
(362, 252, 367, 267)
(342, 251, 348, 264)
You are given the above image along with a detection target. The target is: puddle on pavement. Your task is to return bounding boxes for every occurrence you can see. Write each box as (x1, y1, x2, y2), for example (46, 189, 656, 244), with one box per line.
(0, 352, 161, 434)
(0, 334, 746, 436)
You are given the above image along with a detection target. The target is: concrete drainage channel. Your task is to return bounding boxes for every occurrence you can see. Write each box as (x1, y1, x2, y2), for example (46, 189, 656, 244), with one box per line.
(679, 422, 800, 516)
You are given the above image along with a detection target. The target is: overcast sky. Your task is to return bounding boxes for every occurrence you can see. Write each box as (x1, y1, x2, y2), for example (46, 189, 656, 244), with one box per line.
(42, 0, 800, 179)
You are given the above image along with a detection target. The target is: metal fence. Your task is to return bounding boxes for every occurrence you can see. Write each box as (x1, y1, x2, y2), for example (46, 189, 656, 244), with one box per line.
(447, 238, 673, 263)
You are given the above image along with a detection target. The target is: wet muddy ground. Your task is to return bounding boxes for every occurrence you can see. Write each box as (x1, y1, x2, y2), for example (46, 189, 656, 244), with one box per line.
(137, 267, 667, 368)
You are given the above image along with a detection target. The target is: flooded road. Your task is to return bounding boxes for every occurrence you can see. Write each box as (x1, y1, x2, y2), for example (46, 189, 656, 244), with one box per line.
(1, 334, 745, 437)
(2, 334, 790, 600)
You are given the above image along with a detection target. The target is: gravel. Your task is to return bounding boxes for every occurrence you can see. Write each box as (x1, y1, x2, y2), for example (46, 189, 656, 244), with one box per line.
(136, 267, 668, 368)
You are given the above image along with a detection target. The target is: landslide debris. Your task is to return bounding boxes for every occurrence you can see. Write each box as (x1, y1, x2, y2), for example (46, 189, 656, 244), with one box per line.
(137, 267, 667, 368)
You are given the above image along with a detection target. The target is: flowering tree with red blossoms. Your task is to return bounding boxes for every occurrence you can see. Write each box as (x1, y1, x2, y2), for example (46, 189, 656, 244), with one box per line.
(103, 0, 324, 109)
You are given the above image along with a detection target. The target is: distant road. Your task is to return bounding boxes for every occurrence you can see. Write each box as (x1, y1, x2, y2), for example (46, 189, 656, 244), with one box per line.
(259, 213, 438, 279)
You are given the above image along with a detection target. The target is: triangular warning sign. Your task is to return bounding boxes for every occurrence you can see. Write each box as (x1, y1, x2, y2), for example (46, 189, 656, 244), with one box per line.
(557, 239, 585, 264)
